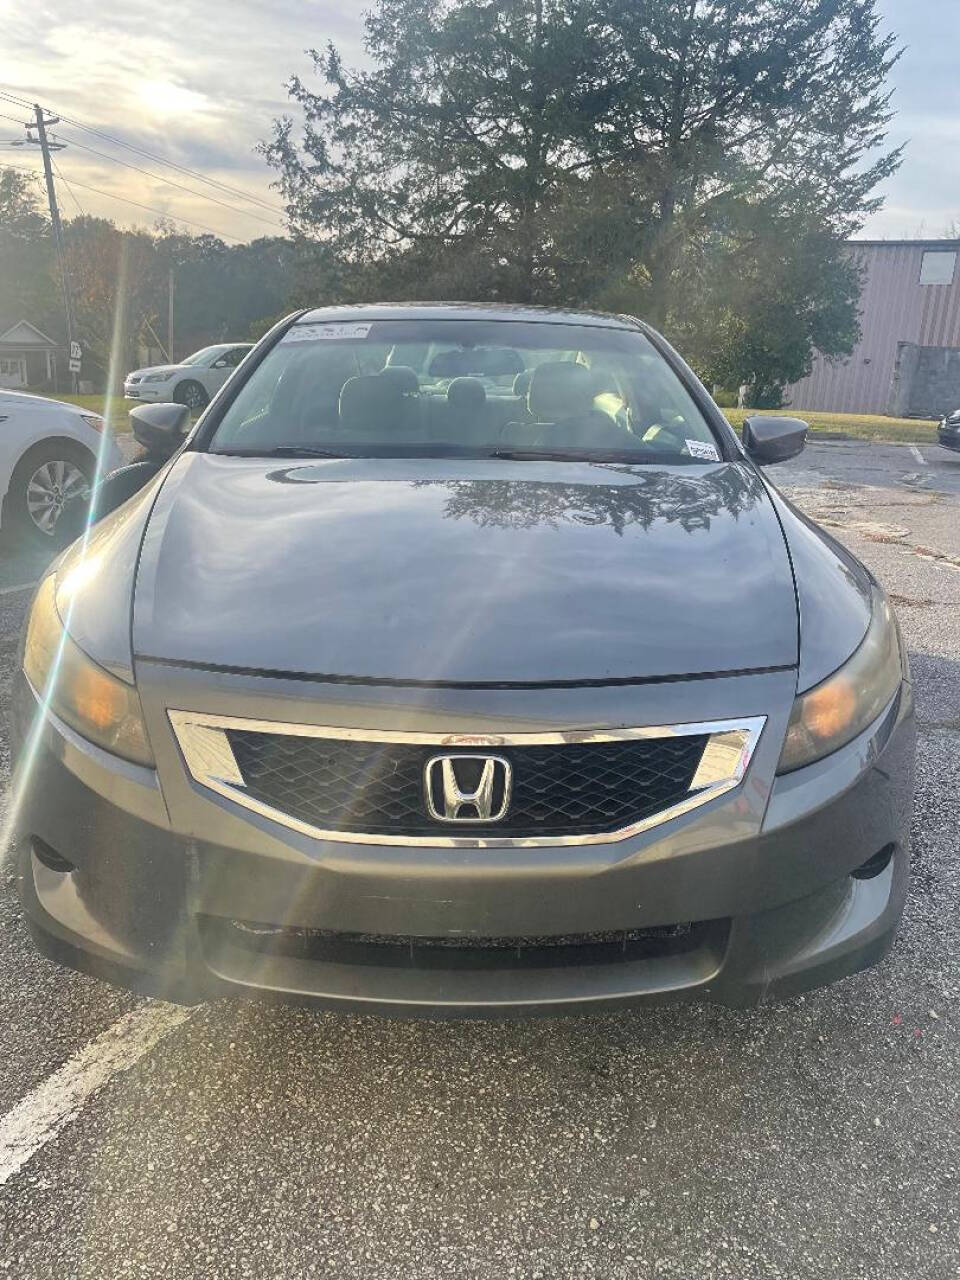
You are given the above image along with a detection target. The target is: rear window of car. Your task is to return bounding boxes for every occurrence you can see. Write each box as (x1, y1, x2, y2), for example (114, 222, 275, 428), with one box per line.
(207, 319, 722, 463)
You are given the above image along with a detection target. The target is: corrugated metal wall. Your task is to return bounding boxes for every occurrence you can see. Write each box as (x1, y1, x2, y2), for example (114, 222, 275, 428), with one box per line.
(785, 241, 960, 415)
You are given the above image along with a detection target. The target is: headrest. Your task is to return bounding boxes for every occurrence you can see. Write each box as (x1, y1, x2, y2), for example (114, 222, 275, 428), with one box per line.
(446, 377, 486, 411)
(427, 347, 525, 378)
(527, 362, 595, 421)
(271, 349, 357, 426)
(512, 369, 532, 398)
(378, 364, 419, 394)
(340, 374, 412, 431)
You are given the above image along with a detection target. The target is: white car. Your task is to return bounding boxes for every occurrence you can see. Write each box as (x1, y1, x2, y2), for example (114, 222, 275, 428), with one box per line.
(123, 343, 253, 412)
(0, 390, 124, 546)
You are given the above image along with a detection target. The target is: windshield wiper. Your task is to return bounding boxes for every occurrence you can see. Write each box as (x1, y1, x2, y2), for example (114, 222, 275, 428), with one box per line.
(487, 447, 704, 465)
(486, 448, 589, 462)
(217, 446, 349, 459)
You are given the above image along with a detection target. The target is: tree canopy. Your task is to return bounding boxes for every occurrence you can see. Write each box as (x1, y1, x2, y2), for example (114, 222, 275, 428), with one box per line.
(0, 171, 320, 389)
(264, 0, 901, 404)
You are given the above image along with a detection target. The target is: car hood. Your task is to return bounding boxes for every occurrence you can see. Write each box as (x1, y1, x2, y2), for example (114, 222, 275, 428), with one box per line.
(132, 454, 798, 683)
(128, 365, 180, 378)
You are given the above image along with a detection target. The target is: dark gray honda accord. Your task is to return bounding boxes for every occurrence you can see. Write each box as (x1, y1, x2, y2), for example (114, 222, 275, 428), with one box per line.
(12, 304, 915, 1015)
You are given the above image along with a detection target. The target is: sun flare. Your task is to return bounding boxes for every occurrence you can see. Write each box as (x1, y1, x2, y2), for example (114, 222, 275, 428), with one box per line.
(137, 79, 210, 119)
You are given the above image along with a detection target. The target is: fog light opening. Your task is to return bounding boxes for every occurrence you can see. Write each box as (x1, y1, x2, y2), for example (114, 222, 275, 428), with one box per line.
(32, 838, 76, 874)
(851, 843, 896, 881)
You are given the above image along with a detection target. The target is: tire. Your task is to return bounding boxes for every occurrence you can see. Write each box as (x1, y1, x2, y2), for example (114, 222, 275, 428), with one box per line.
(5, 439, 95, 548)
(173, 379, 209, 413)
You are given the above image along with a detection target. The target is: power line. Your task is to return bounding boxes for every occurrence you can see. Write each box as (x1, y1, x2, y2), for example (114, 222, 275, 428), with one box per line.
(4, 159, 246, 241)
(57, 133, 285, 231)
(0, 108, 33, 128)
(51, 156, 84, 218)
(58, 119, 286, 215)
(3, 104, 284, 235)
(0, 87, 285, 216)
(0, 93, 285, 228)
(49, 173, 248, 241)
(0, 89, 33, 110)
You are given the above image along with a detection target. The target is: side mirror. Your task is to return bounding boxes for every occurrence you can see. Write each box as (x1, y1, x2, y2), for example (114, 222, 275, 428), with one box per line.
(129, 401, 190, 459)
(742, 415, 807, 464)
(212, 357, 229, 368)
(59, 460, 164, 539)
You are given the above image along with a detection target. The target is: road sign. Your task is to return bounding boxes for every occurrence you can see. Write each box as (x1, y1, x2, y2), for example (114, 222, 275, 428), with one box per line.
(69, 341, 81, 360)
(68, 357, 81, 373)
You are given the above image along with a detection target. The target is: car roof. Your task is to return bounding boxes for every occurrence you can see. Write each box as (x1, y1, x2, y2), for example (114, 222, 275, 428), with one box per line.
(296, 302, 643, 329)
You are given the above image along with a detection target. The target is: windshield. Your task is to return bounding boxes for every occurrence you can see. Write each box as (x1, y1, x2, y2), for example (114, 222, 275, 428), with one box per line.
(181, 346, 225, 367)
(208, 319, 722, 463)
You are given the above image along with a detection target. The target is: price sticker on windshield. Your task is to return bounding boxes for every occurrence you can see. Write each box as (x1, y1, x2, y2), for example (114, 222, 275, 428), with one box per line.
(685, 439, 720, 461)
(282, 322, 373, 344)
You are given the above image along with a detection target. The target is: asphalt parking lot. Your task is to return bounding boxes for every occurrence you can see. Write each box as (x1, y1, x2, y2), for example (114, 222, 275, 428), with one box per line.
(1, 438, 958, 1279)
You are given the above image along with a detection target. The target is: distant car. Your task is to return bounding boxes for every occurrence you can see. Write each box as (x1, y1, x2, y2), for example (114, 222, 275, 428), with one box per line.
(0, 390, 123, 546)
(937, 408, 960, 454)
(124, 343, 253, 412)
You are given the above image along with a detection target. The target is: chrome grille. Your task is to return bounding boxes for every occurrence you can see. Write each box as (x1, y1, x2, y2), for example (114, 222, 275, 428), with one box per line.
(225, 731, 709, 839)
(169, 713, 766, 847)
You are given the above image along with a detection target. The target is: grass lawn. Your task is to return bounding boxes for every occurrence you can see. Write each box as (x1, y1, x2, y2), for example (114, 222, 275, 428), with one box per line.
(723, 407, 941, 444)
(52, 393, 133, 434)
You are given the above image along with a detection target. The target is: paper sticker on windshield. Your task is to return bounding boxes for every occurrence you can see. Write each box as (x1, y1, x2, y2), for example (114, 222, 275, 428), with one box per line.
(282, 322, 372, 344)
(685, 439, 720, 461)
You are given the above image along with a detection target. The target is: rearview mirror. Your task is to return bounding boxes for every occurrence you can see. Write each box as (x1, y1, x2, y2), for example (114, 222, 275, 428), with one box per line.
(742, 415, 807, 464)
(129, 401, 191, 459)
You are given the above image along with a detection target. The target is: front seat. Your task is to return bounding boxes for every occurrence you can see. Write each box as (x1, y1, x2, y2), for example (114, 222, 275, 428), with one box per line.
(525, 362, 633, 451)
(271, 348, 359, 439)
(445, 377, 491, 446)
(339, 366, 422, 441)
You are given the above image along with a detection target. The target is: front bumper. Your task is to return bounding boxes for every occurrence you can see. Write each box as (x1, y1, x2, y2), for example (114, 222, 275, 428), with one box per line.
(12, 665, 915, 1015)
(124, 383, 170, 402)
(937, 424, 960, 453)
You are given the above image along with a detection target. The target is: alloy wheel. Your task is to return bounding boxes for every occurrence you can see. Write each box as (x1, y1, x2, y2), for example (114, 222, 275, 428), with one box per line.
(25, 459, 90, 535)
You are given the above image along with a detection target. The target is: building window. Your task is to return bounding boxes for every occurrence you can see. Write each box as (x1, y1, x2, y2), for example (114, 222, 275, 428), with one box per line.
(919, 250, 957, 285)
(0, 357, 27, 387)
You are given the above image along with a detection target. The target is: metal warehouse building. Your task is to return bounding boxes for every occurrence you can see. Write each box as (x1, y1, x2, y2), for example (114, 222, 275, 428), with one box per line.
(785, 239, 960, 417)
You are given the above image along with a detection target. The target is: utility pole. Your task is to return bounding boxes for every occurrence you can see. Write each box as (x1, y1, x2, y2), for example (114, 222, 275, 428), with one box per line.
(27, 106, 77, 392)
(168, 267, 175, 364)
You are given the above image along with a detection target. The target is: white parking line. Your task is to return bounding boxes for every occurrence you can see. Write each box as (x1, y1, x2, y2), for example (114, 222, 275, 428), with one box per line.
(909, 445, 927, 465)
(0, 1002, 193, 1186)
(0, 580, 38, 597)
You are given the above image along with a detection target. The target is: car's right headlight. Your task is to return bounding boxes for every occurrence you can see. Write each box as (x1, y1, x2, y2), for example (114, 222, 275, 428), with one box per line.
(777, 589, 904, 774)
(22, 575, 155, 766)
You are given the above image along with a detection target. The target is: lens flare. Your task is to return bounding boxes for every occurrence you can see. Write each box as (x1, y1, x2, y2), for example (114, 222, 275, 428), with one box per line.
(0, 246, 132, 868)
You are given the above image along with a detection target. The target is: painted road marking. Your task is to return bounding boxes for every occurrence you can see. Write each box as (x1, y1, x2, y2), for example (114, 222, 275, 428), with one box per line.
(0, 1003, 193, 1187)
(909, 445, 927, 466)
(0, 580, 38, 597)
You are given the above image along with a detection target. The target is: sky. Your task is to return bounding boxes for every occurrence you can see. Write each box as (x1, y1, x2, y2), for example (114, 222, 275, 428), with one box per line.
(0, 0, 957, 245)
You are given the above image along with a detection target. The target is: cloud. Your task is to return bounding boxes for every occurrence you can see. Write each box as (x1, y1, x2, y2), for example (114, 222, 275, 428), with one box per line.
(1, 0, 956, 242)
(0, 0, 367, 239)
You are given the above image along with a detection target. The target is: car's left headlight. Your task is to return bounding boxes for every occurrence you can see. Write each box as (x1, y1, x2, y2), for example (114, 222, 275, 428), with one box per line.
(143, 372, 171, 383)
(22, 575, 155, 766)
(777, 589, 904, 774)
